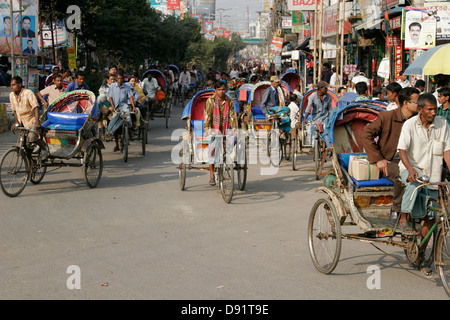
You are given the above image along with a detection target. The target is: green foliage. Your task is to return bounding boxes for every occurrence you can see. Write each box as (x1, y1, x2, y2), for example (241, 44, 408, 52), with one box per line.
(39, 0, 242, 74)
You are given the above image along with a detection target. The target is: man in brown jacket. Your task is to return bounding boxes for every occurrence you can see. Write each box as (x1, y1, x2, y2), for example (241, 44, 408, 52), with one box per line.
(361, 87, 420, 230)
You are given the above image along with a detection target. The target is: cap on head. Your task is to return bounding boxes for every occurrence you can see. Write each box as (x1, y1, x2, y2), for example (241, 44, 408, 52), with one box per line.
(317, 81, 329, 89)
(270, 75, 281, 83)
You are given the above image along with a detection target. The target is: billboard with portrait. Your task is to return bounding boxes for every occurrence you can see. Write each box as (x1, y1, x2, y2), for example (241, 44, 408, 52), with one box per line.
(0, 0, 39, 56)
(404, 7, 436, 50)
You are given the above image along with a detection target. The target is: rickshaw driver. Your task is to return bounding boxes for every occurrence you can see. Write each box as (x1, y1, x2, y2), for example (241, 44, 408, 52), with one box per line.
(397, 93, 450, 277)
(361, 87, 420, 229)
(107, 71, 137, 152)
(303, 81, 332, 147)
(203, 81, 238, 186)
(10, 75, 48, 160)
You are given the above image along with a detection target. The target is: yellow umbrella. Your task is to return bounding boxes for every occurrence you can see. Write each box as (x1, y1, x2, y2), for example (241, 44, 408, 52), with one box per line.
(405, 44, 450, 75)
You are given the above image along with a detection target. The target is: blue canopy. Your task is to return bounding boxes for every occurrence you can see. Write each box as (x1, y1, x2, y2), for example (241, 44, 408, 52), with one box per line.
(321, 101, 387, 147)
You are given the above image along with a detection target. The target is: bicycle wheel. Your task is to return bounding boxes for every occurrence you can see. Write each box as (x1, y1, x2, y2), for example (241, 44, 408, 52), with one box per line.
(314, 138, 321, 180)
(236, 139, 248, 191)
(435, 229, 450, 298)
(284, 133, 291, 161)
(29, 156, 46, 185)
(165, 101, 171, 128)
(308, 198, 342, 274)
(140, 125, 147, 156)
(122, 126, 129, 162)
(292, 135, 298, 171)
(219, 163, 234, 203)
(83, 144, 103, 188)
(0, 148, 29, 197)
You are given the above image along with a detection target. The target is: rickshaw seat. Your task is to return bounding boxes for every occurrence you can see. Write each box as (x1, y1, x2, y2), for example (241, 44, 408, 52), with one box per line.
(191, 120, 204, 138)
(337, 153, 394, 188)
(42, 112, 89, 132)
(251, 106, 266, 120)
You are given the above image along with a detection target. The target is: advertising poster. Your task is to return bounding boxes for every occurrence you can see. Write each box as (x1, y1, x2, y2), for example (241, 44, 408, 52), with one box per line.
(217, 27, 225, 37)
(167, 0, 180, 10)
(205, 21, 214, 33)
(40, 20, 69, 49)
(0, 0, 39, 56)
(270, 37, 283, 55)
(425, 2, 450, 40)
(287, 0, 319, 11)
(404, 7, 436, 50)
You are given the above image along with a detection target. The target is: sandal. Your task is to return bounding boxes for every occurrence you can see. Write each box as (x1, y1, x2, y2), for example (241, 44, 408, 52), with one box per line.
(397, 222, 419, 236)
(421, 266, 433, 279)
(209, 178, 216, 186)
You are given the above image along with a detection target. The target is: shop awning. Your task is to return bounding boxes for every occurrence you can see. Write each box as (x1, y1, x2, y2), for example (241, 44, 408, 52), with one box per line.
(355, 18, 384, 30)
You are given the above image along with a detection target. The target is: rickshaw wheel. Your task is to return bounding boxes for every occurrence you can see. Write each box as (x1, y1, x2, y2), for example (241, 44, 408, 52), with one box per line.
(30, 156, 47, 185)
(308, 198, 342, 274)
(140, 125, 147, 156)
(0, 148, 29, 197)
(434, 229, 450, 297)
(236, 138, 248, 191)
(179, 161, 186, 191)
(314, 140, 321, 180)
(122, 126, 129, 163)
(83, 144, 103, 188)
(219, 163, 234, 203)
(292, 135, 298, 171)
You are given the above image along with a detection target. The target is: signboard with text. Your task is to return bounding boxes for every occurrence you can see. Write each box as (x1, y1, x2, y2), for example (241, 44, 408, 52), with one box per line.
(287, 0, 319, 11)
(270, 37, 283, 55)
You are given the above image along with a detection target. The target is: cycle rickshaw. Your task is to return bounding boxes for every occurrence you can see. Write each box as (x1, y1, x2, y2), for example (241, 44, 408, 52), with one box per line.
(0, 90, 104, 197)
(291, 88, 339, 177)
(280, 71, 303, 94)
(177, 89, 247, 203)
(307, 101, 450, 298)
(142, 69, 172, 128)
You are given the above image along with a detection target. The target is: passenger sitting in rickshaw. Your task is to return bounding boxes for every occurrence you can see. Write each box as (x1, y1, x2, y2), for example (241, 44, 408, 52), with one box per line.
(107, 71, 138, 152)
(303, 81, 332, 147)
(261, 75, 282, 116)
(128, 76, 146, 122)
(203, 81, 238, 186)
(397, 93, 450, 278)
(362, 87, 421, 232)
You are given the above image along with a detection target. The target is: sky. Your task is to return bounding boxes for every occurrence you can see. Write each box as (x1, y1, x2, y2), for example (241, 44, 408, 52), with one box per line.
(214, 0, 265, 32)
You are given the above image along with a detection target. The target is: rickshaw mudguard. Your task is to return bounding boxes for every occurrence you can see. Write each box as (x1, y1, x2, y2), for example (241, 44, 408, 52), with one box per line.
(81, 138, 105, 153)
(315, 186, 347, 220)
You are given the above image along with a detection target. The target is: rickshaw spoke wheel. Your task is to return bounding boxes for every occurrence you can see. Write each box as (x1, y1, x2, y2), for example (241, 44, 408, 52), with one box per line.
(308, 198, 342, 274)
(122, 126, 129, 163)
(83, 145, 103, 188)
(220, 163, 234, 203)
(292, 136, 298, 171)
(236, 139, 247, 191)
(435, 229, 450, 298)
(0, 148, 29, 197)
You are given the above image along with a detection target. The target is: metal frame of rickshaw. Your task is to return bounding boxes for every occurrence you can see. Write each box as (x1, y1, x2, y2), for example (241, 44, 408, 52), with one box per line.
(0, 90, 104, 197)
(142, 69, 172, 128)
(307, 100, 450, 298)
(177, 89, 248, 203)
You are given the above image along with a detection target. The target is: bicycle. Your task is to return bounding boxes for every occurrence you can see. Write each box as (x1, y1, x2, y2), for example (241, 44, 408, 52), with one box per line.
(115, 109, 135, 162)
(312, 123, 327, 180)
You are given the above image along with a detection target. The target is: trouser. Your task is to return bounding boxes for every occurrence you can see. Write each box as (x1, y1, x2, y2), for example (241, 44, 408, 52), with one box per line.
(384, 159, 405, 213)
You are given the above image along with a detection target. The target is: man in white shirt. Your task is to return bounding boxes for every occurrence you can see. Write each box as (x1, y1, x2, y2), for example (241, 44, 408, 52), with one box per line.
(397, 93, 450, 244)
(179, 67, 191, 97)
(397, 71, 411, 88)
(142, 72, 160, 119)
(230, 66, 239, 79)
(351, 71, 370, 89)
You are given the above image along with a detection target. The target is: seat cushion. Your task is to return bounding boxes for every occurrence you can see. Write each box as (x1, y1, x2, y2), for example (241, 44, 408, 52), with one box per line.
(43, 112, 89, 131)
(251, 106, 266, 120)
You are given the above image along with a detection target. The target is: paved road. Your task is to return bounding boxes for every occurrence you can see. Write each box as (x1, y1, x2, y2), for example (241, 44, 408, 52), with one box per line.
(0, 100, 447, 301)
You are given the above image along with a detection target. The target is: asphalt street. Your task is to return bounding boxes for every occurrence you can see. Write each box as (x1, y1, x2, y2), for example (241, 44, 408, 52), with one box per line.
(0, 100, 448, 300)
